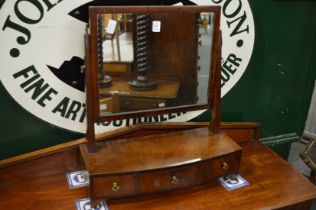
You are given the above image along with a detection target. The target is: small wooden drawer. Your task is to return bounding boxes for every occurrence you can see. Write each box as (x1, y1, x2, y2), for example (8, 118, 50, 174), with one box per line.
(92, 175, 135, 199)
(80, 129, 243, 205)
(120, 97, 167, 111)
(103, 62, 131, 73)
(204, 152, 241, 180)
(138, 163, 204, 193)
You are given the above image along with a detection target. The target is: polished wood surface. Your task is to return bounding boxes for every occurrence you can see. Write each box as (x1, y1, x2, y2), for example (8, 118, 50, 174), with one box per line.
(99, 79, 180, 99)
(118, 96, 168, 112)
(85, 33, 97, 152)
(1, 131, 316, 209)
(100, 96, 120, 113)
(0, 122, 259, 168)
(80, 126, 241, 206)
(107, 140, 316, 210)
(80, 127, 241, 174)
(0, 122, 258, 188)
(90, 151, 240, 201)
(0, 138, 84, 167)
(148, 13, 199, 105)
(103, 62, 131, 73)
(93, 122, 261, 143)
(0, 147, 84, 185)
(0, 122, 258, 186)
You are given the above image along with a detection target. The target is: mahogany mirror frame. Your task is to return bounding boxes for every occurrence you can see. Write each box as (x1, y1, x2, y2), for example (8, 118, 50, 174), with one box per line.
(85, 6, 222, 152)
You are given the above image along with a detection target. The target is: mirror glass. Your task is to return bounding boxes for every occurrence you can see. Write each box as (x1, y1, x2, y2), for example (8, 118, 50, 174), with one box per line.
(97, 12, 215, 116)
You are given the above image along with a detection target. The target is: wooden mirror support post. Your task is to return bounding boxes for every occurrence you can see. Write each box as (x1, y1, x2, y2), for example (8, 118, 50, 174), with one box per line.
(82, 6, 242, 208)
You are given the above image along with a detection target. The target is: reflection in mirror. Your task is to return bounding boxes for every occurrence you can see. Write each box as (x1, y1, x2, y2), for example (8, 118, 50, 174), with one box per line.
(197, 12, 214, 104)
(129, 13, 157, 91)
(98, 12, 215, 116)
(102, 13, 134, 62)
(98, 15, 112, 88)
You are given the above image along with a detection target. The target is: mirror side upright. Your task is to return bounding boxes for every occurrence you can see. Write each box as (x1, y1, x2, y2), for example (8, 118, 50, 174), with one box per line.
(208, 10, 221, 134)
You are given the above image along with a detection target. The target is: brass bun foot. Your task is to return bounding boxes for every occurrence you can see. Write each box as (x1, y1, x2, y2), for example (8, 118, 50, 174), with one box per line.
(129, 76, 157, 91)
(99, 75, 112, 88)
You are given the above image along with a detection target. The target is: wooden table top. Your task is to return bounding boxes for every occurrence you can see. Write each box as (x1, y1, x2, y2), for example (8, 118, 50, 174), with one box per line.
(99, 79, 180, 99)
(1, 139, 316, 210)
(80, 128, 241, 175)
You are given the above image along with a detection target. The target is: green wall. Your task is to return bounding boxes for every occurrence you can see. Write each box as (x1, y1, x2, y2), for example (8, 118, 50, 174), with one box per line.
(1, 0, 316, 159)
(0, 83, 84, 159)
(220, 1, 316, 137)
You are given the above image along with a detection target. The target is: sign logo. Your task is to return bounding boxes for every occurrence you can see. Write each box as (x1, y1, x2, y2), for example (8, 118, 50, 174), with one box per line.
(0, 0, 254, 134)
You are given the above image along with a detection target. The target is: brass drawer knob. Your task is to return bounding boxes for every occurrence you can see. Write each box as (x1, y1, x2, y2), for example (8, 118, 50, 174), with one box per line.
(112, 182, 120, 192)
(171, 176, 180, 185)
(222, 162, 230, 171)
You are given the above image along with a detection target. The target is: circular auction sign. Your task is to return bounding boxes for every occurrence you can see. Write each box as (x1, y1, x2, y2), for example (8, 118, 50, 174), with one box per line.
(0, 0, 254, 134)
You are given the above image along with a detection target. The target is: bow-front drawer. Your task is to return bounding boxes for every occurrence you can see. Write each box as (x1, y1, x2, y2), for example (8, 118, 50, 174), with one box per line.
(138, 163, 205, 193)
(90, 152, 241, 200)
(204, 152, 241, 180)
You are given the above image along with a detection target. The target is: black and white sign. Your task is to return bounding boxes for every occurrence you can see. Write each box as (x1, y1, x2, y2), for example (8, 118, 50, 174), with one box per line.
(0, 0, 254, 134)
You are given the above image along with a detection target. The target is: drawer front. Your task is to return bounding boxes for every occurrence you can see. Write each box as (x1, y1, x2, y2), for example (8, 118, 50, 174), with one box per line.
(203, 152, 241, 180)
(90, 152, 241, 199)
(138, 163, 204, 193)
(92, 175, 135, 199)
(120, 97, 167, 111)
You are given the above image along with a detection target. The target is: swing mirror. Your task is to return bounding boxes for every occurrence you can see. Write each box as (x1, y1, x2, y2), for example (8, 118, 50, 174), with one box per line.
(87, 6, 221, 121)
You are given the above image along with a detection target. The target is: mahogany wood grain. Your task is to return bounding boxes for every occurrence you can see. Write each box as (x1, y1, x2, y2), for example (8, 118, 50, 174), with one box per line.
(0, 122, 258, 166)
(148, 13, 198, 106)
(119, 97, 167, 112)
(0, 122, 259, 186)
(93, 122, 260, 143)
(90, 6, 220, 15)
(84, 33, 97, 152)
(209, 8, 221, 134)
(99, 79, 180, 99)
(0, 138, 84, 167)
(105, 140, 316, 210)
(137, 163, 205, 193)
(88, 151, 241, 203)
(99, 79, 180, 113)
(0, 174, 88, 210)
(1, 139, 315, 210)
(0, 147, 84, 185)
(80, 128, 241, 175)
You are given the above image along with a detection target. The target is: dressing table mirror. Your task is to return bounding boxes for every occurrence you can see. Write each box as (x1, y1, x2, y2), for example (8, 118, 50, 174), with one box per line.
(81, 6, 242, 207)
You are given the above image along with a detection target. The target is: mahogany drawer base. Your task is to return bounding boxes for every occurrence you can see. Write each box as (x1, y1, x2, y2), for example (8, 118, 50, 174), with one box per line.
(80, 127, 242, 207)
(90, 152, 241, 201)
